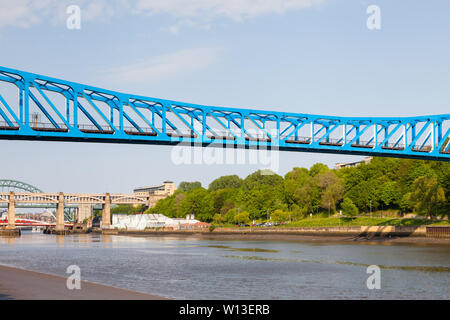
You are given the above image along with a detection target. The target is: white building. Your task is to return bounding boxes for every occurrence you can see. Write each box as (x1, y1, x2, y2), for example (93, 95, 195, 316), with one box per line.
(110, 213, 199, 231)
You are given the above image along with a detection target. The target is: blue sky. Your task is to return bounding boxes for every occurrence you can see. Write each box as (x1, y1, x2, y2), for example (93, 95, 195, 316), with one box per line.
(0, 0, 449, 193)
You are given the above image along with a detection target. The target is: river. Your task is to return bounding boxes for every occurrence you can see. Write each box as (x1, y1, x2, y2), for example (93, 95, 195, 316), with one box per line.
(0, 232, 448, 299)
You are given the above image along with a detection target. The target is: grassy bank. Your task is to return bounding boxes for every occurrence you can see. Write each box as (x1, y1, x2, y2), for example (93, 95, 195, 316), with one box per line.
(215, 217, 450, 228)
(278, 217, 450, 228)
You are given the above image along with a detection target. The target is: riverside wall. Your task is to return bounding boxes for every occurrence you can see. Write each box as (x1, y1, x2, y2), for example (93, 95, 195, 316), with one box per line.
(103, 225, 450, 238)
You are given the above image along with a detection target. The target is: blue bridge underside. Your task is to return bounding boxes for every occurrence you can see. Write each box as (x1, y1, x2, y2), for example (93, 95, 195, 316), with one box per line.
(0, 66, 448, 161)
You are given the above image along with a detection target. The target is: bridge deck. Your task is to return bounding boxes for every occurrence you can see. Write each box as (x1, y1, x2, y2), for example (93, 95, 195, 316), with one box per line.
(0, 192, 151, 205)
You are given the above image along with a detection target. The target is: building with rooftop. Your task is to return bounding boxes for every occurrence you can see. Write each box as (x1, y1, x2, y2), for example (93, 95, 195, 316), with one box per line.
(334, 156, 373, 170)
(133, 181, 176, 196)
(133, 181, 176, 209)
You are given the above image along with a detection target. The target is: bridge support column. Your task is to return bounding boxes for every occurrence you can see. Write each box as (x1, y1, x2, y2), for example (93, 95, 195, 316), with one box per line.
(77, 204, 93, 224)
(55, 192, 65, 232)
(7, 191, 15, 229)
(102, 193, 111, 229)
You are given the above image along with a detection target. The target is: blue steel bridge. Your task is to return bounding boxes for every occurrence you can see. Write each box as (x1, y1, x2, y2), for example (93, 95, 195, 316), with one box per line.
(0, 66, 448, 161)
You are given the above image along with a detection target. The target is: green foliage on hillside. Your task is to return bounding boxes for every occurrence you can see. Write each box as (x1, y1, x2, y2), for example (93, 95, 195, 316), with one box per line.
(178, 181, 202, 192)
(111, 204, 146, 215)
(146, 158, 449, 222)
(208, 175, 242, 191)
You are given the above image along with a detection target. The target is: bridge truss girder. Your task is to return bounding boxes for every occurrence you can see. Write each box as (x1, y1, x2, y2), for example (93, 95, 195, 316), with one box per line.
(0, 193, 150, 205)
(0, 179, 43, 193)
(0, 66, 448, 161)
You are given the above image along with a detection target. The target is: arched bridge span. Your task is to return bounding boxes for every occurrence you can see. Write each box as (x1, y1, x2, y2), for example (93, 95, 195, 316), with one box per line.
(0, 179, 43, 193)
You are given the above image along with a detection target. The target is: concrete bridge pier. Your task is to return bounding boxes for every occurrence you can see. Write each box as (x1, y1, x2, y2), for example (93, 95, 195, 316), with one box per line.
(102, 193, 111, 229)
(55, 192, 65, 232)
(7, 191, 15, 229)
(0, 191, 20, 237)
(77, 204, 93, 224)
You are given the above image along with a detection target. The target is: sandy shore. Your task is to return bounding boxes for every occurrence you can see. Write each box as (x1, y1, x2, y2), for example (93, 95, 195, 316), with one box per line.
(0, 265, 167, 300)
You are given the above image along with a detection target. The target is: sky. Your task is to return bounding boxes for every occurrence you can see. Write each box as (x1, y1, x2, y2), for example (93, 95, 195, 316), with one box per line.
(0, 0, 449, 193)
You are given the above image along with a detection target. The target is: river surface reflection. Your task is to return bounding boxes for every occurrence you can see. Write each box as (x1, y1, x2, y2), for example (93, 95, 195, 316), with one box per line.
(0, 232, 448, 299)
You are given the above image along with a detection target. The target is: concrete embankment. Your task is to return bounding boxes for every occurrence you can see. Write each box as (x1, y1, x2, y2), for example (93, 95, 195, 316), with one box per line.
(106, 225, 450, 240)
(0, 229, 21, 237)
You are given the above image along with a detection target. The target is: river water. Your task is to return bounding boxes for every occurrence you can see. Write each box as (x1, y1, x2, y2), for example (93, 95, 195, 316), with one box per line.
(0, 232, 448, 299)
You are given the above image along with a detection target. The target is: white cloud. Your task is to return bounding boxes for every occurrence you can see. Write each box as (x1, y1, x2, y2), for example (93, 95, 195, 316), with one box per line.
(0, 0, 46, 28)
(102, 47, 222, 83)
(134, 0, 324, 21)
(164, 19, 212, 35)
(0, 0, 324, 29)
(0, 0, 114, 29)
(78, 0, 114, 22)
(136, 0, 324, 33)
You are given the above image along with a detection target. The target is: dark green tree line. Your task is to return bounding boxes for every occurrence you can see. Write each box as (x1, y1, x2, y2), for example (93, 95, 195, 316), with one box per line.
(146, 158, 449, 222)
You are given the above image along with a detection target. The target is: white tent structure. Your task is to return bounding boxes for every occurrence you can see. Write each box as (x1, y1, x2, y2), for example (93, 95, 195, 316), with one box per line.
(110, 214, 199, 230)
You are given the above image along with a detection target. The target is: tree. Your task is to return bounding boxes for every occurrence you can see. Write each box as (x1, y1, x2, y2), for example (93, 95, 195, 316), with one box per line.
(270, 209, 290, 223)
(179, 188, 214, 221)
(211, 189, 235, 215)
(406, 163, 436, 188)
(289, 203, 305, 221)
(220, 199, 235, 216)
(309, 163, 329, 177)
(377, 180, 400, 208)
(208, 175, 242, 191)
(238, 184, 284, 220)
(284, 167, 316, 212)
(346, 180, 379, 212)
(224, 208, 238, 224)
(213, 213, 224, 224)
(242, 170, 283, 191)
(178, 181, 202, 192)
(399, 192, 413, 214)
(146, 192, 185, 217)
(409, 176, 445, 219)
(341, 198, 358, 217)
(111, 204, 146, 215)
(316, 171, 344, 213)
(234, 211, 250, 224)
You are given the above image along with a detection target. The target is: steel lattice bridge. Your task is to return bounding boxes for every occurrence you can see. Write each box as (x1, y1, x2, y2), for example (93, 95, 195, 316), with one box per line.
(0, 179, 43, 193)
(0, 66, 448, 161)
